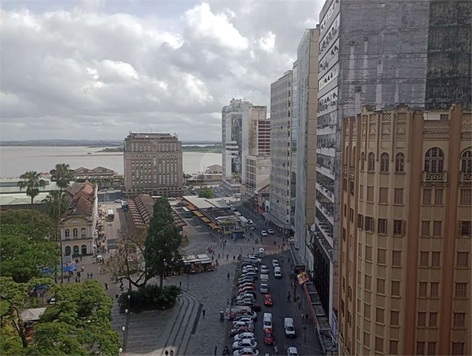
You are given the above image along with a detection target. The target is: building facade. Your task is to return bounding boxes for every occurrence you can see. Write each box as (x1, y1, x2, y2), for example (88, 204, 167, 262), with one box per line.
(60, 181, 98, 262)
(338, 105, 471, 355)
(123, 133, 183, 197)
(268, 71, 293, 234)
(222, 99, 252, 193)
(315, 0, 471, 332)
(294, 28, 320, 275)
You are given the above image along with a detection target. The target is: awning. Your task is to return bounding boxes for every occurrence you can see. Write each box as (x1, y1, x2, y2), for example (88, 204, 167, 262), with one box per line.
(194, 211, 204, 217)
(201, 217, 211, 223)
(209, 223, 219, 230)
(20, 308, 46, 322)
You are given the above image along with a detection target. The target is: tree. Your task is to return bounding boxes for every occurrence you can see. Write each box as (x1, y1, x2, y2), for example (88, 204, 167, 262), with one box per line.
(198, 186, 214, 199)
(49, 164, 74, 282)
(17, 171, 46, 209)
(145, 198, 183, 288)
(103, 227, 148, 290)
(0, 225, 58, 283)
(32, 281, 120, 356)
(0, 277, 54, 353)
(42, 191, 70, 241)
(0, 209, 53, 240)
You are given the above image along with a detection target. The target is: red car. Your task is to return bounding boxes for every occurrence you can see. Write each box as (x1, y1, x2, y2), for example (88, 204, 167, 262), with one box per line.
(263, 328, 275, 345)
(238, 285, 256, 294)
(264, 294, 273, 307)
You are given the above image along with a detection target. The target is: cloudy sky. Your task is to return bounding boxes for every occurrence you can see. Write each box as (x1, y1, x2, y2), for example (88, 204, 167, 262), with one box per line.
(1, 0, 322, 141)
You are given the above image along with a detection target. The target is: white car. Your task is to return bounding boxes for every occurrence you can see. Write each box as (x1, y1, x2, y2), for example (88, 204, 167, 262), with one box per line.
(274, 267, 282, 279)
(232, 339, 258, 350)
(260, 265, 270, 274)
(233, 317, 253, 326)
(261, 230, 268, 237)
(272, 259, 280, 268)
(233, 321, 254, 328)
(259, 283, 269, 293)
(248, 219, 253, 224)
(233, 332, 255, 342)
(267, 228, 275, 234)
(233, 348, 259, 356)
(287, 347, 298, 356)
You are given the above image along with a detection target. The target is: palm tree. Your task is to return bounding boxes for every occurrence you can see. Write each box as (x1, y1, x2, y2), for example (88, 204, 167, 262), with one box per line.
(17, 171, 46, 208)
(43, 191, 70, 241)
(50, 163, 75, 283)
(108, 176, 115, 188)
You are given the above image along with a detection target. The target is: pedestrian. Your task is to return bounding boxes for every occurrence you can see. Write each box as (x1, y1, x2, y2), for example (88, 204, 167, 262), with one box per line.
(81, 265, 84, 272)
(202, 309, 206, 318)
(99, 266, 102, 274)
(288, 257, 291, 264)
(105, 283, 108, 290)
(214, 346, 217, 355)
(298, 301, 302, 309)
(179, 281, 182, 288)
(233, 255, 235, 261)
(115, 294, 119, 300)
(87, 273, 90, 279)
(212, 255, 214, 261)
(165, 350, 169, 356)
(226, 254, 229, 260)
(218, 254, 221, 259)
(227, 272, 230, 280)
(170, 350, 174, 356)
(68, 276, 71, 283)
(227, 298, 230, 306)
(90, 272, 93, 279)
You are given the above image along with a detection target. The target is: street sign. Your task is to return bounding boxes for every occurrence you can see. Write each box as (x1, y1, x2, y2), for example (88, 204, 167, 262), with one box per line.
(297, 271, 309, 285)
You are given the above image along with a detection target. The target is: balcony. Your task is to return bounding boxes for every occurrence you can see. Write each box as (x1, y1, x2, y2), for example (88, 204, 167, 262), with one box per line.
(460, 172, 472, 184)
(316, 164, 335, 180)
(315, 200, 334, 225)
(316, 183, 334, 203)
(317, 146, 336, 157)
(317, 125, 336, 136)
(423, 171, 447, 184)
(315, 216, 334, 249)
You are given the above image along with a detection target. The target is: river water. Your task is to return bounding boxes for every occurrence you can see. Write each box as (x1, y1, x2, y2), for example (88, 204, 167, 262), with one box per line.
(0, 146, 222, 178)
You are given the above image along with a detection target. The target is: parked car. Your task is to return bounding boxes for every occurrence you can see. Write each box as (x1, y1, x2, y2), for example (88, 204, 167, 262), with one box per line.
(274, 267, 282, 279)
(237, 299, 256, 307)
(259, 283, 269, 294)
(233, 332, 255, 342)
(238, 285, 256, 293)
(233, 348, 259, 356)
(260, 265, 270, 274)
(232, 339, 257, 350)
(234, 312, 257, 322)
(264, 294, 273, 307)
(242, 272, 257, 279)
(263, 313, 272, 331)
(233, 319, 253, 328)
(47, 298, 56, 305)
(263, 329, 275, 345)
(229, 326, 251, 337)
(238, 277, 255, 284)
(114, 199, 122, 203)
(238, 291, 257, 299)
(272, 259, 279, 268)
(238, 282, 256, 288)
(260, 230, 268, 237)
(287, 347, 298, 356)
(267, 228, 275, 235)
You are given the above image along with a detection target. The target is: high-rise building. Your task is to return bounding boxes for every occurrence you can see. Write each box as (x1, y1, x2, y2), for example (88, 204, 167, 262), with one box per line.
(315, 0, 471, 332)
(294, 28, 320, 275)
(268, 70, 293, 234)
(123, 132, 183, 197)
(222, 99, 251, 193)
(339, 105, 471, 355)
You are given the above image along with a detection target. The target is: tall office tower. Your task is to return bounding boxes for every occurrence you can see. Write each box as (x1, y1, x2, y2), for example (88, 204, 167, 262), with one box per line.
(243, 109, 271, 203)
(339, 105, 471, 355)
(290, 62, 299, 232)
(315, 0, 471, 333)
(294, 28, 320, 275)
(124, 133, 183, 197)
(268, 70, 293, 234)
(222, 99, 252, 193)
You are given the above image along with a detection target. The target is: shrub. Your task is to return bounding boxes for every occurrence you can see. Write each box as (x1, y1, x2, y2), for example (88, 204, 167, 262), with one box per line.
(118, 285, 182, 312)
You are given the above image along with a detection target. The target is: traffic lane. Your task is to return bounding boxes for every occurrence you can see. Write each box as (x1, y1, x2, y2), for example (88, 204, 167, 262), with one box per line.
(250, 253, 297, 356)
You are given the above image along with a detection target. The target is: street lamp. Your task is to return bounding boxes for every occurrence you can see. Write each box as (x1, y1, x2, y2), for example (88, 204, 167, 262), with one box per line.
(121, 326, 126, 349)
(119, 347, 123, 355)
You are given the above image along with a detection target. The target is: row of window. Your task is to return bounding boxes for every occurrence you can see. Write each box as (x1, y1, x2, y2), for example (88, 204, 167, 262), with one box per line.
(64, 228, 86, 238)
(346, 147, 472, 174)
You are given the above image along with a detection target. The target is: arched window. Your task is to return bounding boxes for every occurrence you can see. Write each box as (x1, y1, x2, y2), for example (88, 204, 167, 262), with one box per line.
(368, 153, 375, 171)
(65, 246, 71, 256)
(73, 245, 79, 256)
(461, 149, 472, 173)
(352, 148, 356, 169)
(380, 153, 390, 172)
(361, 152, 365, 171)
(81, 228, 86, 238)
(73, 228, 78, 237)
(424, 147, 444, 173)
(65, 229, 70, 238)
(395, 153, 405, 172)
(81, 245, 87, 255)
(345, 146, 349, 164)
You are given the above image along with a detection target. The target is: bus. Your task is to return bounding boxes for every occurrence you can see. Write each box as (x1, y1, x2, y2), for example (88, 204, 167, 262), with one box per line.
(107, 208, 114, 221)
(182, 207, 192, 218)
(121, 201, 129, 212)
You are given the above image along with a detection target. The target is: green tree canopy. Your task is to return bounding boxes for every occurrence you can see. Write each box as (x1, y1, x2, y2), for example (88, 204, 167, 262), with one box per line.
(145, 197, 183, 288)
(0, 209, 54, 240)
(198, 187, 214, 199)
(0, 225, 58, 283)
(17, 171, 46, 208)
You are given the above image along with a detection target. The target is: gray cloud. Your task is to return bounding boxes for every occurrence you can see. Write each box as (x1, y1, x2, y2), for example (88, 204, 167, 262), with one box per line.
(0, 0, 323, 141)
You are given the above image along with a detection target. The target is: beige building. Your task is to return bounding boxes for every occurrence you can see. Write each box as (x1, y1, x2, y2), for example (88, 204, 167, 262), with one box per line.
(268, 70, 293, 234)
(338, 105, 472, 355)
(60, 181, 98, 262)
(124, 133, 183, 197)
